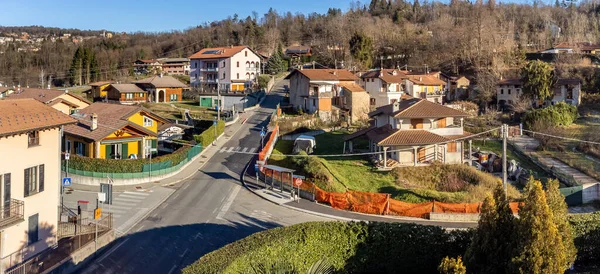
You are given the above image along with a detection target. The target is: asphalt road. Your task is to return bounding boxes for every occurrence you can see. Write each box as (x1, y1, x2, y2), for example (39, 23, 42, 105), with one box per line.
(79, 89, 330, 274)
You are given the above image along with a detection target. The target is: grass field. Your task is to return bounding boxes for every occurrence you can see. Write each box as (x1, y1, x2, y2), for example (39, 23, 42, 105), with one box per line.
(142, 101, 216, 120)
(269, 132, 519, 203)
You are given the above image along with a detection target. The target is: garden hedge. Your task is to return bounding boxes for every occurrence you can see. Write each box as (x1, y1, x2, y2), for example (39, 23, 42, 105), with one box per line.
(182, 222, 473, 274)
(194, 120, 225, 148)
(66, 146, 192, 173)
(523, 102, 578, 129)
(570, 212, 600, 271)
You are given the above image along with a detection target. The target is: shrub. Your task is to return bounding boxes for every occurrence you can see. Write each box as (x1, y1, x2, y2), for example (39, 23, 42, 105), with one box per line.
(522, 102, 578, 129)
(66, 145, 192, 173)
(569, 212, 600, 271)
(183, 222, 474, 274)
(258, 75, 270, 89)
(453, 101, 479, 116)
(193, 120, 225, 148)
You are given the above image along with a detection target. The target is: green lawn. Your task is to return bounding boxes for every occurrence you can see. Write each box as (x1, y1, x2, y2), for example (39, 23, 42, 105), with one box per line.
(267, 132, 514, 203)
(142, 102, 216, 120)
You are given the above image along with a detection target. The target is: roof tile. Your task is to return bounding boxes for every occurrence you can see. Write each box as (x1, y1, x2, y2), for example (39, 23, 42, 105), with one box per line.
(0, 99, 76, 137)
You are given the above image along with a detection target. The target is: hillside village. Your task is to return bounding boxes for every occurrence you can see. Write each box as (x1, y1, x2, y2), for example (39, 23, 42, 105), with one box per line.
(1, 1, 600, 273)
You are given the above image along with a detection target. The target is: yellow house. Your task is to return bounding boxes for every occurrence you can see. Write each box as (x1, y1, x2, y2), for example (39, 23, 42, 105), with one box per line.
(405, 75, 447, 104)
(63, 103, 170, 159)
(89, 81, 112, 100)
(0, 99, 76, 270)
(6, 87, 91, 115)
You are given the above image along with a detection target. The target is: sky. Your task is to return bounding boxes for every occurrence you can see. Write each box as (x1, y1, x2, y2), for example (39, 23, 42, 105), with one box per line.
(0, 0, 350, 33)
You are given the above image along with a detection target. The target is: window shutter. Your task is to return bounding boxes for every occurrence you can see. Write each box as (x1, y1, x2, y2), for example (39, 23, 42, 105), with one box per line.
(38, 164, 44, 192)
(4, 173, 11, 205)
(151, 140, 157, 149)
(24, 168, 30, 197)
(122, 143, 129, 158)
(106, 145, 112, 159)
(28, 214, 39, 244)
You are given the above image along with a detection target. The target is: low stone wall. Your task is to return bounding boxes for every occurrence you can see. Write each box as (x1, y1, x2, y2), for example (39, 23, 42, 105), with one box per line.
(583, 183, 600, 204)
(429, 212, 480, 222)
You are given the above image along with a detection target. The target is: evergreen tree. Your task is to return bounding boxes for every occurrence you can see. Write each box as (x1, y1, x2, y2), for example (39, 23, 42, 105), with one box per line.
(69, 46, 84, 86)
(82, 47, 92, 84)
(464, 182, 516, 273)
(267, 52, 284, 75)
(545, 179, 577, 269)
(521, 60, 556, 102)
(513, 179, 567, 273)
(349, 32, 373, 69)
(438, 256, 467, 274)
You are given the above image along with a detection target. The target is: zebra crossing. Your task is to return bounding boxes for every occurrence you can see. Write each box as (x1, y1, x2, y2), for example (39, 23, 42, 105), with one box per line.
(218, 146, 258, 154)
(102, 191, 151, 219)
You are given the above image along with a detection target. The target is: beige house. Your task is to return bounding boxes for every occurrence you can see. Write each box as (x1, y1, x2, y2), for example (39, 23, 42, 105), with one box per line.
(496, 78, 582, 109)
(285, 69, 359, 121)
(344, 98, 471, 168)
(403, 75, 447, 104)
(0, 99, 76, 271)
(335, 83, 371, 123)
(6, 88, 91, 115)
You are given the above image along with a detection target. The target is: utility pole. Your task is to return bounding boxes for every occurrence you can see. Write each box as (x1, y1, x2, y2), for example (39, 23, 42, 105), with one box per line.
(39, 68, 44, 89)
(502, 124, 508, 194)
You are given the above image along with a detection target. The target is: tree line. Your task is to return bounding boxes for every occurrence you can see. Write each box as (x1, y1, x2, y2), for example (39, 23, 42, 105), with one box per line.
(2, 0, 600, 90)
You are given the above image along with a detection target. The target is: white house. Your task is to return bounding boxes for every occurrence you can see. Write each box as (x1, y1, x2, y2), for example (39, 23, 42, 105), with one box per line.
(496, 78, 582, 109)
(359, 69, 408, 108)
(343, 98, 471, 168)
(189, 46, 261, 92)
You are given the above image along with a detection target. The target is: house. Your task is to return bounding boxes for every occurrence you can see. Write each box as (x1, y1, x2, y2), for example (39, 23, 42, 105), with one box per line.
(189, 46, 261, 92)
(157, 58, 190, 75)
(496, 78, 582, 109)
(133, 59, 162, 74)
(335, 83, 371, 123)
(0, 87, 15, 98)
(447, 76, 471, 101)
(359, 69, 408, 108)
(88, 81, 112, 101)
(134, 75, 187, 103)
(403, 75, 447, 104)
(285, 45, 312, 58)
(284, 69, 359, 121)
(343, 98, 471, 167)
(106, 84, 148, 104)
(63, 103, 170, 159)
(6, 87, 91, 115)
(0, 99, 76, 270)
(539, 42, 600, 54)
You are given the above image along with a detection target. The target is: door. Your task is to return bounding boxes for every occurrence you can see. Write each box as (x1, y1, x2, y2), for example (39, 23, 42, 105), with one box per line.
(411, 119, 423, 129)
(418, 148, 426, 162)
(201, 98, 212, 107)
(437, 118, 446, 128)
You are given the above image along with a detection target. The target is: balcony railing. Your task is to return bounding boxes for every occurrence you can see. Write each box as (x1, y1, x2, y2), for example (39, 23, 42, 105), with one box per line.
(245, 67, 260, 72)
(200, 67, 219, 72)
(0, 199, 25, 229)
(202, 79, 218, 84)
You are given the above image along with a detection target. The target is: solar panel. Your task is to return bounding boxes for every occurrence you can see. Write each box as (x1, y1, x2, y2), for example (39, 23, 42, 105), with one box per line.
(203, 50, 221, 55)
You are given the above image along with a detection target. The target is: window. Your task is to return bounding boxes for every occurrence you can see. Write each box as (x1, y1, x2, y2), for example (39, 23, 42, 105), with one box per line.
(28, 131, 39, 147)
(222, 72, 226, 79)
(500, 89, 504, 95)
(370, 98, 376, 106)
(75, 142, 85, 156)
(143, 116, 153, 127)
(108, 144, 122, 159)
(391, 99, 398, 104)
(237, 73, 240, 79)
(237, 61, 239, 67)
(139, 93, 145, 98)
(28, 214, 39, 244)
(194, 62, 197, 68)
(125, 93, 133, 99)
(24, 165, 44, 197)
(170, 94, 178, 101)
(410, 119, 423, 129)
(245, 51, 248, 57)
(447, 142, 457, 153)
(221, 61, 225, 68)
(65, 140, 71, 153)
(508, 89, 512, 95)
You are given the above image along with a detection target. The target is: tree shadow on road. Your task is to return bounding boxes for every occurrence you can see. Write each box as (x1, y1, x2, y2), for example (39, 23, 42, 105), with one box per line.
(76, 213, 280, 274)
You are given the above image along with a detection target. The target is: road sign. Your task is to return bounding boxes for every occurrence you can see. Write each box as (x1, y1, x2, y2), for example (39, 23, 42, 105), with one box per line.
(65, 153, 70, 160)
(94, 208, 102, 220)
(293, 177, 303, 187)
(62, 177, 72, 187)
(97, 192, 106, 203)
(260, 130, 266, 137)
(213, 120, 217, 125)
(215, 105, 219, 111)
(254, 164, 259, 172)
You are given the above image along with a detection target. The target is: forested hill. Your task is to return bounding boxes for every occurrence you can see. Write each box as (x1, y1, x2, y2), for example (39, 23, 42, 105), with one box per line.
(0, 26, 108, 37)
(1, 0, 600, 91)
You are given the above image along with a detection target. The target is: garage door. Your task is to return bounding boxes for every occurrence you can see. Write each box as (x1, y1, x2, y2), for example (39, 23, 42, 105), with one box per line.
(200, 97, 212, 107)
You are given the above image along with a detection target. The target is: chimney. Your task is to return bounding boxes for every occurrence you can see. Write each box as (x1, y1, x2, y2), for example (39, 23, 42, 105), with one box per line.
(91, 113, 98, 131)
(65, 89, 69, 94)
(230, 45, 233, 48)
(392, 101, 400, 112)
(159, 73, 163, 78)
(419, 77, 422, 82)
(392, 70, 397, 76)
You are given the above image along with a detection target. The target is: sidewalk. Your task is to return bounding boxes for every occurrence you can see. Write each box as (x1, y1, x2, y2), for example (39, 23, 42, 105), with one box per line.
(242, 174, 477, 228)
(510, 135, 600, 185)
(64, 109, 255, 235)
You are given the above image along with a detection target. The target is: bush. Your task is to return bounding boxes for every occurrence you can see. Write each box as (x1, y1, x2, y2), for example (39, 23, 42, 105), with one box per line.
(569, 212, 600, 271)
(523, 102, 578, 129)
(183, 221, 474, 274)
(67, 145, 192, 173)
(453, 101, 479, 116)
(193, 120, 225, 148)
(258, 75, 270, 89)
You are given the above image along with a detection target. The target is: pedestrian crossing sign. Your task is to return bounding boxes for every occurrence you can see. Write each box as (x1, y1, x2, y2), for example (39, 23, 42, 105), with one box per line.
(62, 177, 72, 187)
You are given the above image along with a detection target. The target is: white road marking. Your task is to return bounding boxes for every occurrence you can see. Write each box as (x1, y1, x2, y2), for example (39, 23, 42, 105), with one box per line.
(216, 185, 241, 220)
(136, 225, 145, 232)
(104, 204, 133, 210)
(117, 194, 147, 200)
(180, 248, 189, 258)
(219, 147, 227, 153)
(241, 147, 248, 152)
(248, 148, 257, 153)
(167, 265, 177, 274)
(234, 146, 241, 151)
(122, 191, 150, 196)
(227, 147, 234, 153)
(111, 200, 138, 206)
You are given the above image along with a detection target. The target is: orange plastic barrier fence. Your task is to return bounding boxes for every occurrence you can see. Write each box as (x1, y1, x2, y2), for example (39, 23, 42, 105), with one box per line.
(347, 190, 388, 215)
(258, 125, 279, 162)
(389, 200, 434, 219)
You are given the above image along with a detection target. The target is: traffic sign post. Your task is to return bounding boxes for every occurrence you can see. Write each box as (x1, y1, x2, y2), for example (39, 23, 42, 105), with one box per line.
(293, 176, 304, 203)
(213, 120, 218, 146)
(260, 127, 266, 150)
(62, 177, 72, 187)
(254, 163, 259, 183)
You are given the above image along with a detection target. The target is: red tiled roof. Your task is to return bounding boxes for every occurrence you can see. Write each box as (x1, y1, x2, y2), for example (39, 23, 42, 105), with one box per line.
(0, 99, 76, 137)
(134, 75, 187, 88)
(394, 99, 469, 119)
(285, 69, 359, 81)
(6, 88, 91, 105)
(406, 75, 446, 86)
(189, 46, 249, 59)
(359, 69, 408, 84)
(379, 130, 448, 146)
(338, 83, 366, 92)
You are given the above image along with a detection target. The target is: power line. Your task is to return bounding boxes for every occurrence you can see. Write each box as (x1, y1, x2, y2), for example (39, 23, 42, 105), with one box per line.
(521, 129, 600, 145)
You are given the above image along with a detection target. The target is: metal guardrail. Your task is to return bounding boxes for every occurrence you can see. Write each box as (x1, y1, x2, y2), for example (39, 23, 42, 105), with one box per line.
(0, 199, 24, 230)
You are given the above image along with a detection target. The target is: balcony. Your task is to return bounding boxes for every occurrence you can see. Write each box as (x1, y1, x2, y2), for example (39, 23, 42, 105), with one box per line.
(429, 126, 464, 136)
(0, 199, 25, 229)
(245, 67, 260, 72)
(200, 67, 219, 72)
(203, 79, 218, 84)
